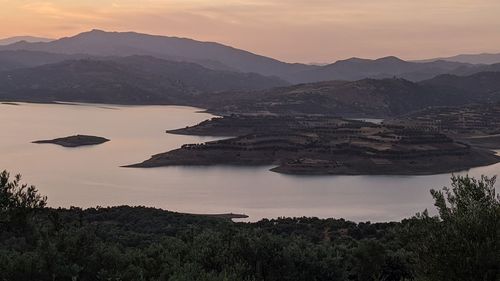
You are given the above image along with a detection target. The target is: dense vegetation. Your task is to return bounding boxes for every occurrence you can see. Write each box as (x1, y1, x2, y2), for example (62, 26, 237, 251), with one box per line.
(0, 170, 498, 281)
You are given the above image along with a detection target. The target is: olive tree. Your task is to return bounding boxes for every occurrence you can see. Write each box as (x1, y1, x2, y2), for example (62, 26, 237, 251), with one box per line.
(409, 175, 499, 281)
(0, 170, 47, 227)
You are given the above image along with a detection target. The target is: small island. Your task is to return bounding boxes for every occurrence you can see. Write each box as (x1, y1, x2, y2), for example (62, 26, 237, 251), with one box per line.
(128, 115, 500, 175)
(1, 102, 20, 106)
(33, 134, 110, 147)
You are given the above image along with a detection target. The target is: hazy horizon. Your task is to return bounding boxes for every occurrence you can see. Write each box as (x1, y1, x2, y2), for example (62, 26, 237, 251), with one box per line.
(1, 0, 499, 63)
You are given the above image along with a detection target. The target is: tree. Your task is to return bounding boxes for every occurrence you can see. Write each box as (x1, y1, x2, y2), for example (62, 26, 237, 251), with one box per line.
(0, 170, 47, 227)
(407, 175, 499, 281)
(352, 240, 386, 281)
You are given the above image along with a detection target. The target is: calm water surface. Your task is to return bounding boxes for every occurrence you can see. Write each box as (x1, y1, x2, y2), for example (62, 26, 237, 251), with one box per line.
(1, 102, 499, 222)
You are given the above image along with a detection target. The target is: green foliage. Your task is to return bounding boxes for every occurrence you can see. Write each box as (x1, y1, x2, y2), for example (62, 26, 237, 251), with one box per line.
(404, 175, 499, 281)
(0, 171, 498, 281)
(0, 170, 47, 228)
(0, 170, 47, 211)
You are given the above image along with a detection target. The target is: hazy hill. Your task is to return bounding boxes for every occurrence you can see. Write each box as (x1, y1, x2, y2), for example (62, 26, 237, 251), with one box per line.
(449, 63, 500, 76)
(0, 56, 288, 104)
(203, 72, 500, 117)
(290, 56, 474, 83)
(421, 53, 500, 64)
(0, 36, 53, 45)
(421, 71, 500, 102)
(0, 50, 93, 71)
(203, 78, 429, 117)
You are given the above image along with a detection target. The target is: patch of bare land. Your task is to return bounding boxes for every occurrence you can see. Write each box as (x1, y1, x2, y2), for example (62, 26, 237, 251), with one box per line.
(194, 213, 249, 220)
(129, 115, 500, 175)
(387, 103, 500, 149)
(167, 114, 348, 136)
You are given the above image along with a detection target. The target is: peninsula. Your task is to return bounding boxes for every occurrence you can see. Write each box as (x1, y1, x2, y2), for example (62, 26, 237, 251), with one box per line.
(129, 115, 500, 175)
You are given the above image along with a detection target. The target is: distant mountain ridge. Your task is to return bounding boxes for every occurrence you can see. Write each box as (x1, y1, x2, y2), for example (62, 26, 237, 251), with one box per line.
(0, 29, 494, 83)
(419, 53, 500, 64)
(0, 36, 53, 45)
(289, 56, 473, 83)
(0, 29, 314, 80)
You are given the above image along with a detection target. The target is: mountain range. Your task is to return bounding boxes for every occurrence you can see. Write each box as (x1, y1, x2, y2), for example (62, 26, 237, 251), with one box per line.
(0, 36, 53, 45)
(1, 29, 500, 117)
(1, 30, 499, 83)
(0, 29, 310, 80)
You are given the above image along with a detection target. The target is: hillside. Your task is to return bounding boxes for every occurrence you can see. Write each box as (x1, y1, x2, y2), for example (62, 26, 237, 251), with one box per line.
(202, 72, 500, 117)
(0, 50, 92, 71)
(203, 79, 425, 116)
(0, 56, 288, 104)
(421, 71, 500, 102)
(449, 63, 500, 76)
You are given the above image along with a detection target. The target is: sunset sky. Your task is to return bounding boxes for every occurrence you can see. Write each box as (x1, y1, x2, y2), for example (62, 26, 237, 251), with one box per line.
(1, 0, 499, 63)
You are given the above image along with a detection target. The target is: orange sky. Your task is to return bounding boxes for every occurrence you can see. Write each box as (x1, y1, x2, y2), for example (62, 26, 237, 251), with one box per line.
(1, 0, 499, 63)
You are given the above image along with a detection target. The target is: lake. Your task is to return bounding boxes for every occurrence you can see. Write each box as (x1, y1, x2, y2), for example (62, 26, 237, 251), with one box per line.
(1, 102, 499, 222)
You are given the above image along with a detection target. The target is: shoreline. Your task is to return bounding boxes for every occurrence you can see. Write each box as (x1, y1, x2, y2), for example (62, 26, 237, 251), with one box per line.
(33, 135, 110, 148)
(0, 99, 211, 113)
(127, 148, 500, 176)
